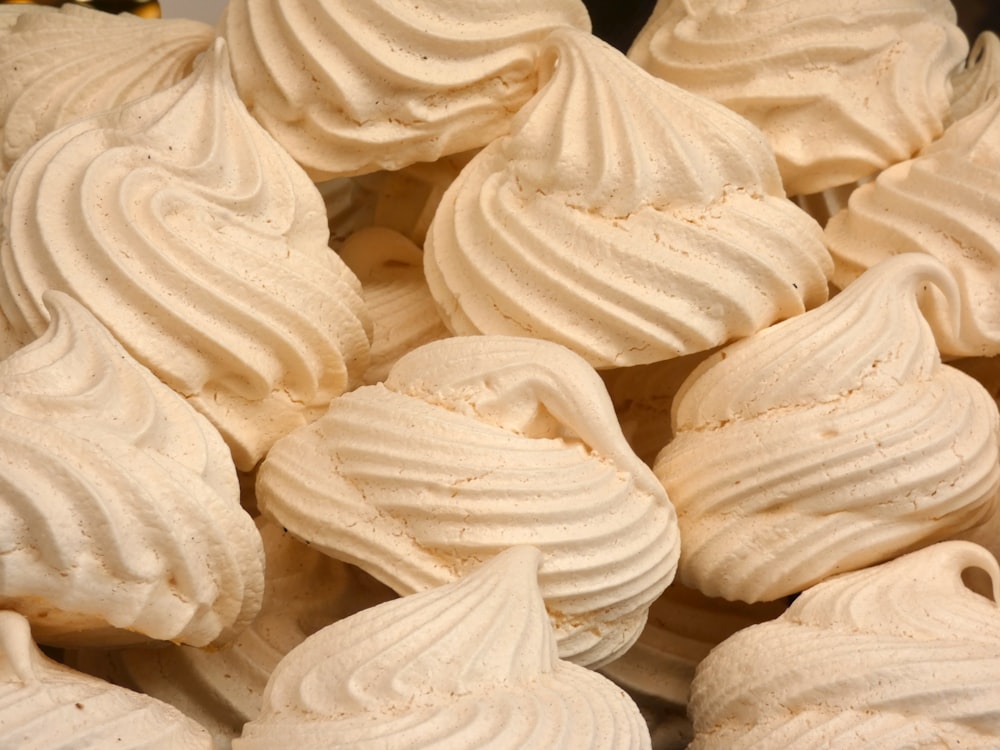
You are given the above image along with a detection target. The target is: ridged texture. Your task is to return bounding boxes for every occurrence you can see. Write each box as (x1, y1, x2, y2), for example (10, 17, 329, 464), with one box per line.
(689, 541, 1000, 749)
(0, 292, 263, 648)
(654, 254, 1000, 602)
(425, 27, 832, 369)
(601, 584, 788, 709)
(951, 31, 1000, 122)
(235, 547, 652, 750)
(826, 86, 1000, 358)
(339, 228, 451, 385)
(68, 520, 396, 749)
(258, 335, 680, 667)
(0, 39, 372, 470)
(0, 611, 213, 750)
(219, 0, 591, 180)
(628, 0, 968, 195)
(0, 4, 212, 178)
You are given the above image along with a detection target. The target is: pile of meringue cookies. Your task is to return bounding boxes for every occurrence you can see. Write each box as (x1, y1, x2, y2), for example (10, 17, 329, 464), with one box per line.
(0, 0, 999, 747)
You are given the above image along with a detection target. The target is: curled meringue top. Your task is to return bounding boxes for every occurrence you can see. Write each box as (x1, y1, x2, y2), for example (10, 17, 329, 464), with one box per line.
(220, 0, 591, 180)
(0, 38, 371, 470)
(629, 0, 968, 195)
(654, 254, 1000, 602)
(339, 228, 451, 385)
(0, 4, 213, 178)
(425, 27, 832, 369)
(236, 547, 651, 750)
(257, 335, 680, 667)
(689, 541, 1000, 749)
(951, 31, 1000, 122)
(0, 292, 264, 648)
(0, 611, 213, 750)
(825, 86, 1000, 358)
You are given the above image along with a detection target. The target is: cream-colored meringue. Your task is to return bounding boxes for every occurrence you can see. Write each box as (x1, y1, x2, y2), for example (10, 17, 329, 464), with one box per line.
(689, 541, 1000, 748)
(629, 0, 968, 195)
(951, 31, 1000, 122)
(0, 4, 213, 177)
(258, 335, 679, 667)
(425, 27, 832, 369)
(826, 85, 1000, 358)
(235, 547, 652, 750)
(0, 291, 264, 648)
(654, 254, 1000, 602)
(0, 610, 213, 749)
(69, 519, 395, 749)
(219, 0, 591, 180)
(0, 38, 371, 470)
(339, 227, 450, 385)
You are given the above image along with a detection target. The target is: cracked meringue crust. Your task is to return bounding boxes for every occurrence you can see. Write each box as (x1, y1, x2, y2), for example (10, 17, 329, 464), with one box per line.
(655, 254, 1000, 602)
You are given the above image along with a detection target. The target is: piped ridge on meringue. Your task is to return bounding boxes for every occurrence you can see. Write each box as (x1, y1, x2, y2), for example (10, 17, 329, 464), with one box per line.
(425, 26, 832, 369)
(655, 254, 1000, 602)
(236, 547, 651, 749)
(689, 541, 1000, 748)
(0, 291, 264, 648)
(0, 38, 371, 470)
(257, 335, 680, 667)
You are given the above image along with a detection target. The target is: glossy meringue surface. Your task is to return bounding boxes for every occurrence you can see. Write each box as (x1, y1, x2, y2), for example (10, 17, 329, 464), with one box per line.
(0, 4, 212, 177)
(655, 254, 1000, 602)
(689, 541, 1000, 748)
(425, 27, 832, 369)
(220, 0, 590, 180)
(236, 547, 651, 749)
(629, 0, 968, 195)
(0, 38, 371, 470)
(0, 610, 213, 749)
(0, 291, 263, 647)
(257, 334, 680, 667)
(826, 85, 1000, 358)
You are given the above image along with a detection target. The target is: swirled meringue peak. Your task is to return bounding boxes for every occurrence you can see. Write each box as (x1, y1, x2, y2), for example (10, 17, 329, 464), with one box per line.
(628, 0, 968, 195)
(425, 27, 832, 369)
(825, 85, 1000, 358)
(654, 253, 1000, 602)
(0, 4, 213, 178)
(689, 541, 1000, 749)
(235, 546, 651, 750)
(257, 334, 680, 667)
(0, 611, 213, 750)
(0, 291, 264, 648)
(0, 38, 372, 470)
(219, 0, 591, 180)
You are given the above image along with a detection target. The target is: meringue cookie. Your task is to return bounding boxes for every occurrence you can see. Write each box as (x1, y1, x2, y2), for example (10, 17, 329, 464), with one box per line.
(0, 291, 264, 647)
(0, 4, 213, 177)
(339, 227, 450, 385)
(629, 0, 968, 195)
(0, 610, 213, 750)
(825, 85, 1000, 358)
(69, 519, 395, 749)
(425, 27, 832, 369)
(654, 254, 1000, 602)
(0, 38, 371, 470)
(689, 541, 1000, 748)
(220, 0, 591, 180)
(235, 546, 652, 750)
(257, 335, 680, 667)
(951, 31, 1000, 122)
